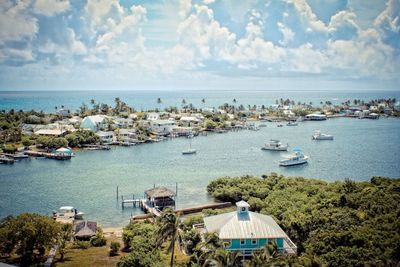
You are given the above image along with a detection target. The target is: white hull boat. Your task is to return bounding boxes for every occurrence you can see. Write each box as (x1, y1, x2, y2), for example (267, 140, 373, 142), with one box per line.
(262, 139, 288, 151)
(312, 130, 333, 140)
(287, 121, 298, 126)
(279, 148, 308, 166)
(182, 148, 197, 155)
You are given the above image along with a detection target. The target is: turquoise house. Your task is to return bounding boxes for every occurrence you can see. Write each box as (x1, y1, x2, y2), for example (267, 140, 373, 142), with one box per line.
(203, 201, 297, 256)
(80, 115, 108, 132)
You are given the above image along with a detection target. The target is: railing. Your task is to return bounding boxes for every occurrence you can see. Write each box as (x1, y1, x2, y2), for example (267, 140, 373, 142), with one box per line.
(283, 237, 297, 255)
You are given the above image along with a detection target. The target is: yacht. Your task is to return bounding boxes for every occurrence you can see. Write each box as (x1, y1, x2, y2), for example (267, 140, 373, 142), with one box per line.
(312, 130, 333, 140)
(262, 139, 288, 151)
(287, 121, 298, 126)
(279, 148, 308, 166)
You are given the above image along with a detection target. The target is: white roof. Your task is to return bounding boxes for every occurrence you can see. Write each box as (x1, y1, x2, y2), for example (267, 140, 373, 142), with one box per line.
(35, 129, 66, 135)
(180, 116, 200, 122)
(59, 206, 74, 210)
(236, 200, 250, 207)
(85, 115, 107, 124)
(56, 147, 71, 152)
(306, 113, 326, 117)
(97, 131, 114, 136)
(204, 211, 288, 239)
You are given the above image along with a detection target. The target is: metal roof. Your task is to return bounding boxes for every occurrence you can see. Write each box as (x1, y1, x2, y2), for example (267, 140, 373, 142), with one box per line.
(203, 211, 288, 239)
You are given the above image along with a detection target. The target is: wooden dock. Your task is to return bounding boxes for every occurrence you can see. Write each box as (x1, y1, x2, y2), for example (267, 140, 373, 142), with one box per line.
(130, 201, 232, 221)
(24, 150, 72, 160)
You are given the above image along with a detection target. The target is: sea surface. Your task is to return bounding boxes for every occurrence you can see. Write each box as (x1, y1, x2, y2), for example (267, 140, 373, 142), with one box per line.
(1, 116, 399, 227)
(0, 89, 399, 112)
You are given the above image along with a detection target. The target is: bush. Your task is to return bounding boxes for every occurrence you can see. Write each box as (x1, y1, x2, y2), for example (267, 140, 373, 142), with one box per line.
(109, 241, 120, 256)
(21, 136, 33, 147)
(3, 144, 17, 153)
(71, 241, 90, 250)
(90, 232, 106, 247)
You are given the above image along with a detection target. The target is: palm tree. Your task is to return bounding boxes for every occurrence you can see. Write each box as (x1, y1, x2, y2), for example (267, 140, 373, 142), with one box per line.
(156, 209, 183, 267)
(58, 223, 72, 261)
(213, 248, 241, 267)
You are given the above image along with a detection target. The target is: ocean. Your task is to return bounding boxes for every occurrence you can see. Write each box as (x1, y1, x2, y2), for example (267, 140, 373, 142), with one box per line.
(0, 90, 399, 227)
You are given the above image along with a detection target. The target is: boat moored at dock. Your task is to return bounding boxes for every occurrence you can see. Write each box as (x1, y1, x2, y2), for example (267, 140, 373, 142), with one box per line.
(279, 148, 308, 166)
(53, 206, 84, 223)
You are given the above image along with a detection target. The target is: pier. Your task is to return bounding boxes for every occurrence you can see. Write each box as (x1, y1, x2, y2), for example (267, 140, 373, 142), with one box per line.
(24, 150, 72, 160)
(130, 201, 232, 221)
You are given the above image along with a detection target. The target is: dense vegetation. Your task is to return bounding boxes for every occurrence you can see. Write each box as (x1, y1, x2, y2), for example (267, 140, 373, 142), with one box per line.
(0, 213, 62, 266)
(207, 174, 400, 266)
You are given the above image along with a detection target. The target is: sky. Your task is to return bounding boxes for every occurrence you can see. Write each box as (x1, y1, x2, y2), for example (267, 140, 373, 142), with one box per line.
(0, 0, 399, 91)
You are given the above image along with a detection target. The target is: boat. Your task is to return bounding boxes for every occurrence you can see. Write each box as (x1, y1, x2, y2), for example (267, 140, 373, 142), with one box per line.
(279, 148, 309, 166)
(277, 123, 283, 127)
(258, 124, 267, 127)
(182, 139, 196, 155)
(287, 121, 298, 126)
(53, 206, 84, 223)
(262, 139, 288, 151)
(13, 152, 29, 159)
(312, 130, 333, 140)
(0, 156, 15, 164)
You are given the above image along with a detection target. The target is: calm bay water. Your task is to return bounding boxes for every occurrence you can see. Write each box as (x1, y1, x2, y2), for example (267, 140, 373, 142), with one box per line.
(0, 90, 399, 112)
(1, 117, 400, 227)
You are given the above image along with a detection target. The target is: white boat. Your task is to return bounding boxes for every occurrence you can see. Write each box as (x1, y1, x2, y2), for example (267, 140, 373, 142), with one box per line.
(279, 148, 308, 166)
(287, 121, 298, 126)
(312, 130, 333, 140)
(53, 206, 84, 222)
(277, 123, 283, 127)
(182, 139, 196, 155)
(262, 139, 288, 151)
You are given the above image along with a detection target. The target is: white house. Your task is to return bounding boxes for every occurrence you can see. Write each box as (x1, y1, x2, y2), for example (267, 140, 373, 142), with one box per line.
(147, 112, 160, 121)
(117, 129, 137, 142)
(96, 131, 115, 144)
(150, 120, 176, 135)
(56, 108, 70, 117)
(80, 115, 108, 131)
(35, 129, 67, 137)
(305, 113, 327, 121)
(180, 116, 201, 127)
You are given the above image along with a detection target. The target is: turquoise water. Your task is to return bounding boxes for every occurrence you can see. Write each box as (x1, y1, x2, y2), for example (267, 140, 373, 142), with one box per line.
(1, 90, 399, 112)
(1, 117, 399, 227)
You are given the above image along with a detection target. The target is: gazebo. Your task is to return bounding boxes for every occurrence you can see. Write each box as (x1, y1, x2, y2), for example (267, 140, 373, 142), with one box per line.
(144, 186, 176, 209)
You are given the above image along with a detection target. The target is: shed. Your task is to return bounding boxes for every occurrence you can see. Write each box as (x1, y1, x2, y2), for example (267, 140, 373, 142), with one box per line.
(74, 221, 97, 240)
(144, 187, 176, 209)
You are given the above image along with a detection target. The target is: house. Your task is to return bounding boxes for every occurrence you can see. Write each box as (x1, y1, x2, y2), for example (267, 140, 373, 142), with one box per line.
(150, 120, 176, 135)
(96, 131, 115, 143)
(202, 201, 297, 256)
(56, 108, 70, 117)
(305, 113, 327, 121)
(147, 112, 160, 121)
(180, 116, 201, 127)
(117, 128, 137, 142)
(144, 187, 176, 210)
(80, 115, 108, 131)
(35, 129, 67, 137)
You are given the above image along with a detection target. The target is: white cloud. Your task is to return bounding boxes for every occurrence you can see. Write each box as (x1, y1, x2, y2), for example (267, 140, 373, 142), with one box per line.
(33, 0, 70, 17)
(328, 10, 359, 40)
(179, 0, 192, 19)
(277, 22, 295, 45)
(286, 0, 328, 32)
(0, 1, 38, 42)
(203, 0, 215, 4)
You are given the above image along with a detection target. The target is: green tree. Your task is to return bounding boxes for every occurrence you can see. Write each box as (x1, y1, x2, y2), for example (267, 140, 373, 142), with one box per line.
(156, 209, 184, 267)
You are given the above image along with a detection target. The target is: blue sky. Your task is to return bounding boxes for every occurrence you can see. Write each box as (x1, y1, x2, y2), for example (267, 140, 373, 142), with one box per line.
(0, 0, 399, 91)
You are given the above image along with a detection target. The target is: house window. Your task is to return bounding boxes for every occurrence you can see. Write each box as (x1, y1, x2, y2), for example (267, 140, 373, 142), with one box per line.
(252, 239, 257, 245)
(240, 239, 245, 245)
(223, 240, 231, 247)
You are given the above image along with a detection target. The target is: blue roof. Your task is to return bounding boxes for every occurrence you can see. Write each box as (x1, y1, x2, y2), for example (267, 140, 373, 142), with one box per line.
(293, 147, 302, 152)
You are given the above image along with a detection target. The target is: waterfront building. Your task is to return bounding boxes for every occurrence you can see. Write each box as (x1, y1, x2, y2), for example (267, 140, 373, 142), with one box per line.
(117, 128, 137, 142)
(150, 119, 176, 136)
(34, 128, 67, 137)
(202, 201, 297, 256)
(96, 131, 115, 144)
(80, 115, 108, 131)
(305, 113, 327, 120)
(144, 187, 176, 209)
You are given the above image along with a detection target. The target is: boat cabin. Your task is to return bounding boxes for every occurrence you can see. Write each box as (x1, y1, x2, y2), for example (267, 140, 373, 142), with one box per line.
(144, 187, 176, 209)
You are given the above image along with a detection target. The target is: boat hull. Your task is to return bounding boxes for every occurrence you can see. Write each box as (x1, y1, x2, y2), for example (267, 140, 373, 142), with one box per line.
(262, 147, 288, 151)
(279, 160, 308, 166)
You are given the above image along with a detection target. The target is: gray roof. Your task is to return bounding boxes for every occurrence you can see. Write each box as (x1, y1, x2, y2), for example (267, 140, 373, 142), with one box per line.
(74, 221, 97, 238)
(203, 211, 288, 239)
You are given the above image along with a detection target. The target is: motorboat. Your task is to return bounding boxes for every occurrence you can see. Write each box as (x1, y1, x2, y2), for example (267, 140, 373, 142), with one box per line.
(53, 206, 84, 222)
(287, 121, 298, 126)
(262, 139, 288, 151)
(312, 130, 333, 140)
(279, 148, 308, 166)
(277, 123, 283, 127)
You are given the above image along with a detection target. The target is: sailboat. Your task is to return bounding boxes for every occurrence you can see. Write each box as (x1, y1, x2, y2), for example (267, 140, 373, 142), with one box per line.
(182, 138, 196, 155)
